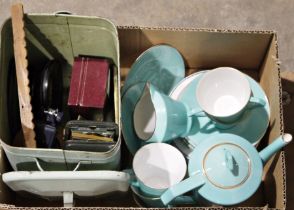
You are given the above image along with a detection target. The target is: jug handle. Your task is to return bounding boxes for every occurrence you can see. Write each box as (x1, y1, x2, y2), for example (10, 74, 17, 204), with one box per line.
(160, 172, 205, 205)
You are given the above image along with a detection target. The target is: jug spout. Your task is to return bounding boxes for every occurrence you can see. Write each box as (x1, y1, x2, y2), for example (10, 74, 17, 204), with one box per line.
(259, 133, 292, 164)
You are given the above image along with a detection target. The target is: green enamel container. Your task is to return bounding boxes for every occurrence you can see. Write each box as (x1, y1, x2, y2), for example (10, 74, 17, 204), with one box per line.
(0, 13, 121, 171)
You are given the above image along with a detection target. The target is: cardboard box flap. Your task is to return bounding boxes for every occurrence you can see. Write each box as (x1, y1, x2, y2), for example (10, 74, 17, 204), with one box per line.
(119, 26, 273, 71)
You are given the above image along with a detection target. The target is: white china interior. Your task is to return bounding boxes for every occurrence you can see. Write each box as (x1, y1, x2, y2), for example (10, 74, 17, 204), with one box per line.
(196, 67, 251, 117)
(133, 85, 156, 140)
(133, 143, 187, 189)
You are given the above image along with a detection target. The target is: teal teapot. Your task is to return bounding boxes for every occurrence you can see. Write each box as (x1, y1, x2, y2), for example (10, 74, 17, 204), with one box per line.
(161, 133, 292, 206)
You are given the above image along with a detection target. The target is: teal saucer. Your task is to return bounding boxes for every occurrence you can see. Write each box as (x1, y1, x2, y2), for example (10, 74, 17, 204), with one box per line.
(122, 45, 185, 96)
(121, 82, 146, 155)
(131, 185, 196, 207)
(173, 71, 270, 150)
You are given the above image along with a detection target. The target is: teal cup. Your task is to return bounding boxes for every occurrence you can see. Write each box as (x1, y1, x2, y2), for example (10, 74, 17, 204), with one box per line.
(194, 67, 266, 129)
(133, 83, 193, 142)
(130, 143, 188, 206)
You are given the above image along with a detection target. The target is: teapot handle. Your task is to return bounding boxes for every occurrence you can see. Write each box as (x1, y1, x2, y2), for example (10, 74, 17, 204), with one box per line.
(160, 172, 205, 205)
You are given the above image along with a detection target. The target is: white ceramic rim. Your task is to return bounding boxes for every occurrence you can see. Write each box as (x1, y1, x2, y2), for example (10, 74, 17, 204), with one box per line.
(169, 71, 207, 100)
(133, 84, 157, 141)
(132, 143, 187, 190)
(196, 67, 251, 118)
(169, 70, 270, 148)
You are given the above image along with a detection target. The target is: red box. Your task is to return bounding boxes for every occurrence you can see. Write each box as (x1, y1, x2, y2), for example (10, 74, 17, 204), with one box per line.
(68, 57, 110, 109)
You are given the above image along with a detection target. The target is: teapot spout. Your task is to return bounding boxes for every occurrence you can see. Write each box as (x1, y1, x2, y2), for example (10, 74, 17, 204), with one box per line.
(259, 133, 292, 164)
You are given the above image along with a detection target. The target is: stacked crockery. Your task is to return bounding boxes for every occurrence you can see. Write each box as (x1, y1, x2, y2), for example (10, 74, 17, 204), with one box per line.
(121, 45, 292, 207)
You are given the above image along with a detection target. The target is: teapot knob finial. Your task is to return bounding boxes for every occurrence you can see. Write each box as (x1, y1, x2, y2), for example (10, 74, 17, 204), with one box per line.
(224, 149, 234, 171)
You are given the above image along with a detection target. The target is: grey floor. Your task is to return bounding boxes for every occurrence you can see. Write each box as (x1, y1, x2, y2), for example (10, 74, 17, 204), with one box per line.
(1, 0, 293, 71)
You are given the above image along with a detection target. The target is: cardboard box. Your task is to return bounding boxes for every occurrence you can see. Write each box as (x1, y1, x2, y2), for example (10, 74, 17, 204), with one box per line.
(119, 27, 286, 209)
(0, 14, 286, 209)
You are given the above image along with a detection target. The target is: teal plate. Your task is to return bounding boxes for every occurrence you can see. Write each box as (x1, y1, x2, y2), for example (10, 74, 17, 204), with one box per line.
(121, 83, 146, 155)
(122, 45, 185, 96)
(174, 71, 270, 150)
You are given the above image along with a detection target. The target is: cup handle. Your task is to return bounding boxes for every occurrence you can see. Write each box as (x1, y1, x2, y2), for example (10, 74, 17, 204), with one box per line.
(248, 97, 266, 109)
(123, 169, 137, 184)
(131, 181, 140, 187)
(160, 172, 205, 205)
(188, 109, 206, 117)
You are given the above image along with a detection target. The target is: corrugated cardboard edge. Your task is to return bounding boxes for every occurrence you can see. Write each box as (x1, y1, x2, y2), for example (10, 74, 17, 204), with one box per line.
(262, 32, 286, 210)
(117, 25, 276, 34)
(0, 26, 286, 210)
(273, 32, 287, 210)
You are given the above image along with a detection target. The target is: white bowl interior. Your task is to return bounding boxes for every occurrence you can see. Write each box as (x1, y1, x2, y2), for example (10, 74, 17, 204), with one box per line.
(133, 143, 187, 189)
(133, 85, 156, 140)
(196, 67, 251, 117)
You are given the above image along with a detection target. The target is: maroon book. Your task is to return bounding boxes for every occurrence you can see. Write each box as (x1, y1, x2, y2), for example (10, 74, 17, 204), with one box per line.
(68, 57, 110, 110)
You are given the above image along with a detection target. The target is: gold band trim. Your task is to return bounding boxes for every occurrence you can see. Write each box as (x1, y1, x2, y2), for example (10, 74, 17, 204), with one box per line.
(202, 142, 251, 189)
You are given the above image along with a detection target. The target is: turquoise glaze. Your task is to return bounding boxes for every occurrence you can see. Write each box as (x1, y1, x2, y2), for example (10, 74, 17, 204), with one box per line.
(190, 95, 266, 128)
(135, 83, 192, 143)
(126, 169, 195, 207)
(131, 185, 196, 207)
(176, 72, 270, 146)
(126, 169, 164, 197)
(121, 83, 146, 155)
(160, 133, 292, 206)
(259, 133, 292, 164)
(122, 45, 185, 96)
(131, 179, 165, 197)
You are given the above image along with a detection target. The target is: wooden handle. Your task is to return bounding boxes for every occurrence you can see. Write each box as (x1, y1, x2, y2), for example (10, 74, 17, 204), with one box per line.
(11, 4, 36, 148)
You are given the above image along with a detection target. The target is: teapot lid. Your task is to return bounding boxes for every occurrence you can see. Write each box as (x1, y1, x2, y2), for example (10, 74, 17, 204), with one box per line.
(188, 133, 263, 205)
(203, 142, 251, 189)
